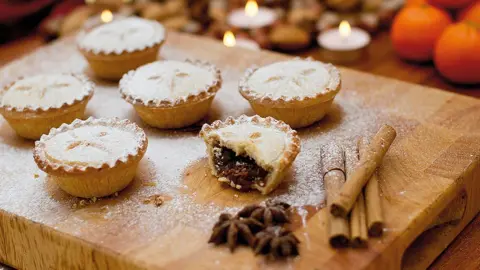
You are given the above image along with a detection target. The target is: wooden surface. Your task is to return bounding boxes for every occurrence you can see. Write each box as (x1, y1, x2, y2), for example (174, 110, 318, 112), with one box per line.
(0, 32, 479, 269)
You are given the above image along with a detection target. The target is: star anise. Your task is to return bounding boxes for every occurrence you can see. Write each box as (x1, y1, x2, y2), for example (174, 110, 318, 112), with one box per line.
(209, 213, 265, 252)
(237, 201, 291, 226)
(254, 226, 300, 259)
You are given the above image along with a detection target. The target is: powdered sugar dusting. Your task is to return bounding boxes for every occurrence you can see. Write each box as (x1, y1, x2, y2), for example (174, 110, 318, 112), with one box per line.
(0, 37, 420, 259)
(78, 17, 166, 55)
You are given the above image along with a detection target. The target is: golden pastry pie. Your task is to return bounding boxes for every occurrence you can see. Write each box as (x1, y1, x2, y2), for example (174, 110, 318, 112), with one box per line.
(239, 58, 341, 128)
(0, 73, 94, 139)
(199, 115, 300, 194)
(77, 17, 166, 80)
(120, 59, 222, 129)
(34, 117, 148, 198)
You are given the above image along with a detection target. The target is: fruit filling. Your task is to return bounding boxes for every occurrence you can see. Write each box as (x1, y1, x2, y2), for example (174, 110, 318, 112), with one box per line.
(212, 145, 268, 191)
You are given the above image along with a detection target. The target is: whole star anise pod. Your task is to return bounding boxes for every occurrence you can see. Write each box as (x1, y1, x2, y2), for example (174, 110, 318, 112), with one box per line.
(237, 201, 291, 226)
(209, 213, 265, 252)
(254, 226, 300, 259)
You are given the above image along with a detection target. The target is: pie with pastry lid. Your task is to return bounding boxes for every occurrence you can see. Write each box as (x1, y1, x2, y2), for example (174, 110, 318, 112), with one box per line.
(0, 73, 94, 139)
(239, 58, 341, 128)
(200, 115, 300, 194)
(78, 17, 166, 80)
(34, 117, 148, 198)
(120, 59, 222, 129)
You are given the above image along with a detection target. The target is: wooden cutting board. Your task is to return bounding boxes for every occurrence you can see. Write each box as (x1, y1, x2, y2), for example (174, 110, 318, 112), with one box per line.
(0, 32, 479, 270)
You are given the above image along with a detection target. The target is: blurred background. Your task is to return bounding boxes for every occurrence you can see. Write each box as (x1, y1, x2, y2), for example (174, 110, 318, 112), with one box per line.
(0, 2, 478, 269)
(0, 0, 402, 45)
(0, 0, 479, 90)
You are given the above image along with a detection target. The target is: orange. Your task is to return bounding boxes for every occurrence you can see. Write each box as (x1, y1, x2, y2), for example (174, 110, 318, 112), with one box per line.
(458, 1, 480, 24)
(428, 0, 475, 9)
(391, 5, 452, 61)
(406, 0, 427, 6)
(434, 22, 480, 84)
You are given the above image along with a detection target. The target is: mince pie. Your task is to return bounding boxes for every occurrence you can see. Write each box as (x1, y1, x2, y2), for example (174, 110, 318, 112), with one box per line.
(239, 58, 341, 128)
(78, 17, 166, 80)
(200, 115, 300, 194)
(120, 59, 222, 129)
(0, 73, 94, 139)
(34, 117, 148, 198)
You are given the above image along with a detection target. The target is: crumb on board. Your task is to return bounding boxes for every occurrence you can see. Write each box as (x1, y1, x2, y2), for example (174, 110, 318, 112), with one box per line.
(34, 174, 39, 178)
(71, 197, 99, 209)
(143, 194, 168, 207)
(143, 182, 157, 187)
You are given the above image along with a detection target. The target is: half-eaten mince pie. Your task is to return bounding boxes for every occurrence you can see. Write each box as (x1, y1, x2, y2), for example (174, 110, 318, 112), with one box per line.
(34, 117, 148, 198)
(199, 115, 300, 194)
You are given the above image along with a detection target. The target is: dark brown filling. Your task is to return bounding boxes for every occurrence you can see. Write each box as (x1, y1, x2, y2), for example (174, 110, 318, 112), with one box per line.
(213, 145, 268, 191)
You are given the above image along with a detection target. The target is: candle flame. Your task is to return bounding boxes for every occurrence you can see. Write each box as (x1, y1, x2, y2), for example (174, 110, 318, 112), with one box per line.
(245, 0, 258, 17)
(101, 10, 113, 23)
(339, 20, 351, 38)
(223, 31, 236, 47)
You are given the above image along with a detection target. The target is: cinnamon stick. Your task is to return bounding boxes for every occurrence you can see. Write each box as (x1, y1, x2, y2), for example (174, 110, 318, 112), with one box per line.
(331, 125, 396, 218)
(322, 143, 350, 248)
(359, 137, 384, 237)
(347, 146, 368, 248)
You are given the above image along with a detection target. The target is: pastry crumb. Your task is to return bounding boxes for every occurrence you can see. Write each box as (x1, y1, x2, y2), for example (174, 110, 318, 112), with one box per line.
(143, 194, 167, 207)
(34, 173, 39, 178)
(114, 192, 119, 197)
(143, 182, 157, 187)
(249, 132, 261, 139)
(73, 197, 99, 209)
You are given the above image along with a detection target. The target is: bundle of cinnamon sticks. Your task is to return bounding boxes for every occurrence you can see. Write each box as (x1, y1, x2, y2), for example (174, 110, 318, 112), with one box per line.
(322, 124, 396, 248)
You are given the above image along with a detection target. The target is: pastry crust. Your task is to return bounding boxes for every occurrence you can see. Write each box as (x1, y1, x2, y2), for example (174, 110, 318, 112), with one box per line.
(0, 73, 94, 113)
(0, 73, 94, 139)
(79, 44, 163, 80)
(120, 59, 222, 108)
(200, 115, 300, 194)
(77, 17, 166, 80)
(34, 117, 148, 198)
(119, 59, 222, 129)
(239, 58, 341, 128)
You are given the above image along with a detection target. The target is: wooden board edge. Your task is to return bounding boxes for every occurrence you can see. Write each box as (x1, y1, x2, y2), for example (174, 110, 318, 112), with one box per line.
(401, 160, 480, 270)
(364, 158, 480, 270)
(0, 209, 146, 270)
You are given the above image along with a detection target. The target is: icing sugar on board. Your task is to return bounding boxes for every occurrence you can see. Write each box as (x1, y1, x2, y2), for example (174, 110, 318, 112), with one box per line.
(0, 32, 479, 270)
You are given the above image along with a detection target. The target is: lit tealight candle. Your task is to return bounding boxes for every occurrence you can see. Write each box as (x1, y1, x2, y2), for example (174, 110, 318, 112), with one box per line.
(223, 31, 236, 47)
(100, 10, 114, 23)
(83, 10, 124, 32)
(317, 21, 371, 63)
(227, 0, 277, 29)
(223, 31, 260, 51)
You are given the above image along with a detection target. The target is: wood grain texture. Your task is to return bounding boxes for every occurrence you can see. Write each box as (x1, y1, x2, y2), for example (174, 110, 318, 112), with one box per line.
(0, 32, 479, 270)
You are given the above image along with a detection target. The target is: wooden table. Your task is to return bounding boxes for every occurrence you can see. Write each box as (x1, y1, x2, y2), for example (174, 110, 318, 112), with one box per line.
(0, 32, 478, 270)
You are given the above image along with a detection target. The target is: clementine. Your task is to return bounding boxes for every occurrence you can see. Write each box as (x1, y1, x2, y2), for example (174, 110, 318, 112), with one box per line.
(458, 1, 480, 24)
(391, 5, 452, 62)
(428, 0, 475, 9)
(434, 22, 480, 84)
(406, 0, 427, 6)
